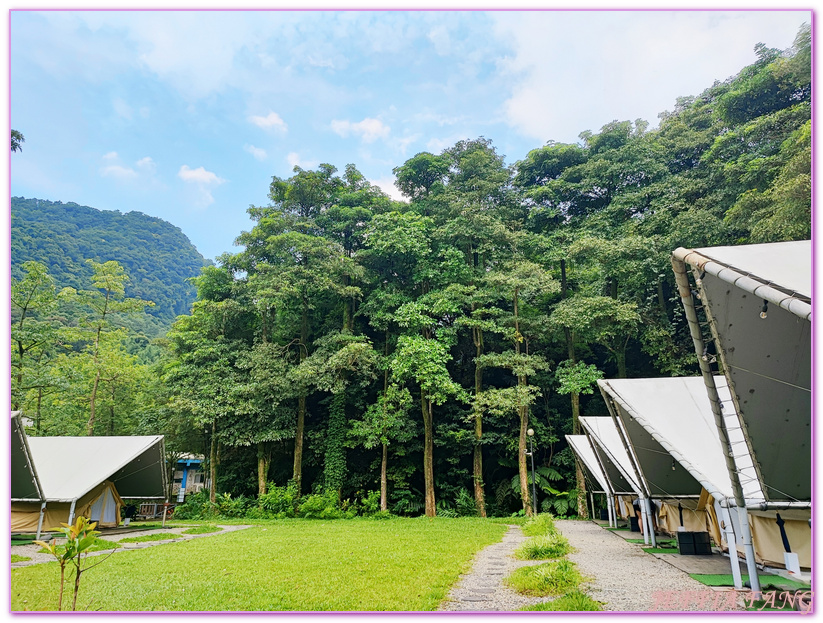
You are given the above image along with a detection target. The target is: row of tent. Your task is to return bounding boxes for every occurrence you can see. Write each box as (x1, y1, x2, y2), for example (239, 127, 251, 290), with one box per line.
(566, 240, 811, 593)
(11, 412, 167, 537)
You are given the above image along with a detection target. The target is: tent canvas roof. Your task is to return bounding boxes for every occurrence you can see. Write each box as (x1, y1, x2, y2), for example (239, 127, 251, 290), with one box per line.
(11, 412, 44, 502)
(25, 435, 167, 503)
(597, 376, 762, 502)
(579, 416, 642, 495)
(679, 241, 811, 502)
(566, 434, 612, 494)
(693, 240, 811, 300)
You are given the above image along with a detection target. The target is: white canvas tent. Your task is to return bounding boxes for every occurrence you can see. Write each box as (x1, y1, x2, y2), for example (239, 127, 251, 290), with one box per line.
(11, 434, 167, 535)
(577, 416, 662, 542)
(671, 240, 812, 591)
(566, 434, 632, 528)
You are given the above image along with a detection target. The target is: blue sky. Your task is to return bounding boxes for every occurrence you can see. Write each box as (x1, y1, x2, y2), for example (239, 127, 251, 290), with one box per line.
(9, 9, 811, 262)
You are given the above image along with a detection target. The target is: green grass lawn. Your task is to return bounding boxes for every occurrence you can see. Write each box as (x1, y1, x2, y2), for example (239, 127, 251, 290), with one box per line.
(11, 517, 506, 612)
(11, 555, 31, 563)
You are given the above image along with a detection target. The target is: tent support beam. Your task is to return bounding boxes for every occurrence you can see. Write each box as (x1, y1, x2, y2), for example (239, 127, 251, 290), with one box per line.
(643, 497, 657, 548)
(35, 502, 46, 540)
(67, 500, 77, 526)
(672, 255, 761, 597)
(718, 502, 744, 590)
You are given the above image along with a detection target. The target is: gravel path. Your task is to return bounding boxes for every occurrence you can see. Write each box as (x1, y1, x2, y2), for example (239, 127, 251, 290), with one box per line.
(556, 520, 744, 612)
(11, 524, 252, 569)
(438, 524, 550, 611)
(439, 520, 745, 612)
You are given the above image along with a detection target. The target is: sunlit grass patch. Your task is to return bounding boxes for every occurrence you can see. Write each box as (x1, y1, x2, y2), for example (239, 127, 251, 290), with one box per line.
(515, 532, 572, 560)
(12, 517, 506, 611)
(118, 532, 183, 543)
(521, 514, 555, 537)
(518, 590, 603, 611)
(11, 555, 31, 563)
(505, 559, 584, 596)
(182, 525, 223, 535)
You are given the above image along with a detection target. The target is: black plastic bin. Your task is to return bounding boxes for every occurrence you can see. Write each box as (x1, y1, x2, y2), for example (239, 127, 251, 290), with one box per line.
(677, 531, 712, 555)
(630, 516, 640, 532)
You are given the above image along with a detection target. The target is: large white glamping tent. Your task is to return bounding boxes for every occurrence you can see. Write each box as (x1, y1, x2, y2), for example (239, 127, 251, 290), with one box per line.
(11, 412, 46, 537)
(11, 432, 168, 535)
(566, 434, 634, 528)
(672, 240, 812, 592)
(597, 376, 773, 589)
(578, 416, 655, 542)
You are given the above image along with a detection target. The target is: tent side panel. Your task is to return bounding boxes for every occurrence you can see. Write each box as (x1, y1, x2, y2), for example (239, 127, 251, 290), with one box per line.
(11, 503, 71, 533)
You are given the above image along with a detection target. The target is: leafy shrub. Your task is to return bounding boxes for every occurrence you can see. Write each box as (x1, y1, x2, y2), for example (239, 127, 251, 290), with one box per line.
(454, 488, 478, 517)
(258, 483, 299, 517)
(357, 490, 381, 516)
(516, 532, 572, 560)
(391, 489, 423, 516)
(505, 559, 584, 596)
(171, 489, 211, 519)
(298, 491, 350, 519)
(214, 493, 253, 518)
(519, 591, 602, 611)
(522, 513, 556, 537)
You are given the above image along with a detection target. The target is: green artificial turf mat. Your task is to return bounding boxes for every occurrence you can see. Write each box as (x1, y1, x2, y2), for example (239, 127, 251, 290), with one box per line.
(689, 573, 809, 590)
(642, 547, 680, 554)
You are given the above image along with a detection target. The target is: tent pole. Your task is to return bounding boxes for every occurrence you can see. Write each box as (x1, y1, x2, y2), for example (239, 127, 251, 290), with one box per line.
(671, 254, 761, 598)
(639, 496, 650, 545)
(67, 500, 77, 526)
(643, 498, 657, 548)
(35, 502, 46, 540)
(719, 501, 743, 590)
(589, 492, 595, 522)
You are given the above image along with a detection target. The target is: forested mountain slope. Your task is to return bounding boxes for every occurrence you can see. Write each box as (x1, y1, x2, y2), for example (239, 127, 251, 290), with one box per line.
(11, 197, 209, 331)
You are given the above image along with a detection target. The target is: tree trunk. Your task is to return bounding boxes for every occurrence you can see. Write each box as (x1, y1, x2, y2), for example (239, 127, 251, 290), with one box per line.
(257, 442, 270, 496)
(380, 442, 388, 512)
(421, 388, 436, 517)
(472, 326, 486, 517)
(87, 371, 101, 436)
(616, 348, 628, 379)
(518, 381, 532, 517)
(571, 392, 588, 518)
(293, 396, 305, 495)
(293, 305, 309, 496)
(209, 420, 217, 503)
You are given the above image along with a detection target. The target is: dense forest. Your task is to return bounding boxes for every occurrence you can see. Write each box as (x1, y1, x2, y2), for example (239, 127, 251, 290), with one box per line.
(11, 197, 209, 334)
(12, 26, 811, 519)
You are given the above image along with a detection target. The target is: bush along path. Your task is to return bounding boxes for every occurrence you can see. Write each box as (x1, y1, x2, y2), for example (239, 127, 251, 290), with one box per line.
(438, 515, 600, 611)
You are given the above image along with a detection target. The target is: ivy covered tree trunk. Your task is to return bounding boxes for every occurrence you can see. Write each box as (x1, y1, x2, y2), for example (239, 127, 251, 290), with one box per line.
(380, 442, 388, 512)
(324, 392, 347, 498)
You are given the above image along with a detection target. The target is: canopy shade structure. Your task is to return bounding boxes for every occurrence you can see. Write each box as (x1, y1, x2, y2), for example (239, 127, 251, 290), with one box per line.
(673, 241, 811, 502)
(597, 376, 763, 503)
(10, 412, 44, 502)
(566, 434, 616, 494)
(25, 435, 167, 503)
(579, 417, 642, 495)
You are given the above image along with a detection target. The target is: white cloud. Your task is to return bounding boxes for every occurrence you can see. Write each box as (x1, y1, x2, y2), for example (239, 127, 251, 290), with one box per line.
(244, 144, 267, 161)
(331, 117, 390, 143)
(286, 152, 318, 170)
(101, 164, 138, 180)
(370, 176, 407, 202)
(248, 111, 287, 132)
(136, 157, 156, 172)
(492, 11, 811, 143)
(178, 165, 226, 207)
(99, 152, 155, 181)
